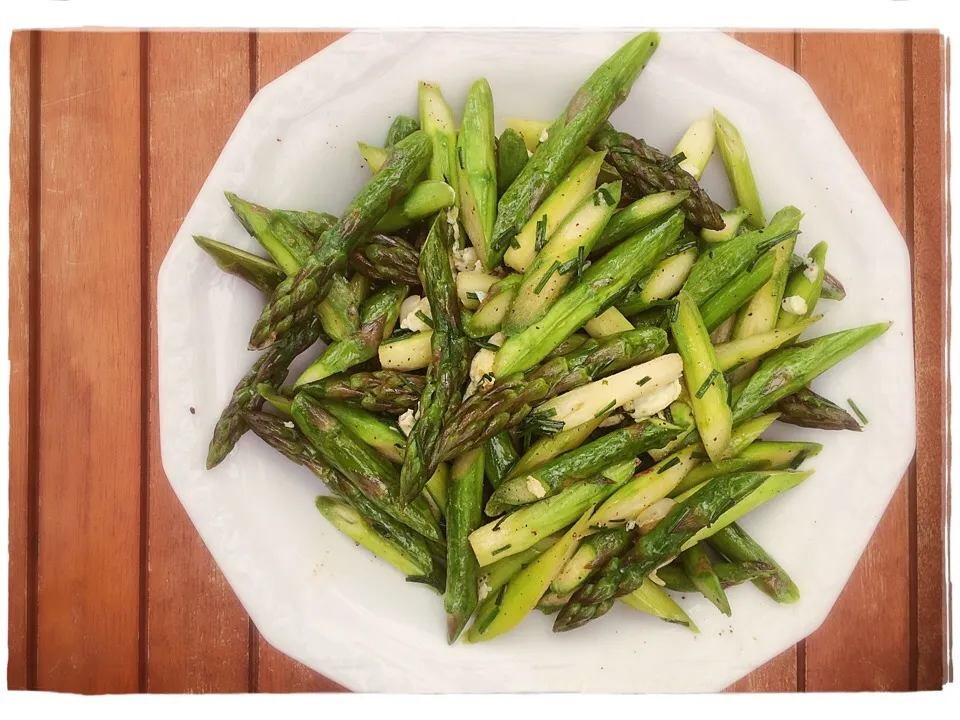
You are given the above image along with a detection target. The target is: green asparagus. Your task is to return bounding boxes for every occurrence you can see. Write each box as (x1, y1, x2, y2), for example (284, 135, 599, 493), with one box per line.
(193, 235, 285, 293)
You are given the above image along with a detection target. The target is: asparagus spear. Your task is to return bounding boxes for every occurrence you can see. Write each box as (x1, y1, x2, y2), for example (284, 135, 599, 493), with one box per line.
(679, 470, 813, 551)
(299, 370, 424, 415)
(617, 243, 699, 316)
(348, 234, 421, 288)
(497, 128, 529, 196)
(316, 496, 432, 578)
(478, 535, 561, 601)
(248, 130, 432, 350)
(584, 307, 634, 338)
(680, 544, 731, 615)
(672, 115, 716, 180)
(590, 445, 701, 528)
(378, 330, 433, 371)
(224, 192, 313, 274)
(488, 420, 680, 512)
(445, 448, 486, 642)
(775, 386, 863, 431)
(656, 560, 776, 593)
(778, 241, 828, 331)
(399, 215, 473, 505)
(552, 470, 769, 631)
(504, 180, 621, 334)
(708, 522, 800, 603)
(495, 209, 685, 376)
(489, 32, 661, 264)
(551, 527, 632, 596)
(436, 327, 669, 465)
(469, 459, 636, 566)
(314, 398, 406, 464)
(484, 432, 519, 490)
(316, 274, 365, 341)
(457, 79, 498, 269)
(620, 577, 699, 632)
(592, 190, 690, 254)
(206, 316, 321, 469)
(296, 284, 407, 385)
(243, 410, 442, 585)
(731, 323, 892, 424)
(503, 117, 552, 153)
(682, 206, 802, 306)
(467, 508, 594, 643)
(419, 81, 460, 203)
(291, 394, 443, 543)
(591, 123, 724, 230)
(385, 114, 420, 147)
(462, 274, 522, 338)
(274, 209, 337, 242)
(701, 206, 751, 243)
(728, 229, 797, 381)
(193, 235, 285, 293)
(673, 441, 822, 497)
(375, 181, 456, 233)
(508, 417, 605, 479)
(671, 290, 732, 462)
(819, 267, 847, 301)
(503, 150, 606, 273)
(713, 109, 765, 228)
(358, 142, 389, 173)
(713, 315, 821, 372)
(256, 383, 293, 415)
(698, 248, 777, 332)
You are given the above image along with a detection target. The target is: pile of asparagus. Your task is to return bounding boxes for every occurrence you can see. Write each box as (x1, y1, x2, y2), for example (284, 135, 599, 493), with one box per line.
(196, 30, 889, 643)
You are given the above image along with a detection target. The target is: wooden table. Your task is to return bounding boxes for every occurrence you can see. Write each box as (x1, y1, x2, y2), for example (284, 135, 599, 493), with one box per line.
(7, 30, 948, 693)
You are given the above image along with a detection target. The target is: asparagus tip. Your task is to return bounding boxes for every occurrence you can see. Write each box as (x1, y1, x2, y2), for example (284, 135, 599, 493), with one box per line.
(446, 612, 469, 645)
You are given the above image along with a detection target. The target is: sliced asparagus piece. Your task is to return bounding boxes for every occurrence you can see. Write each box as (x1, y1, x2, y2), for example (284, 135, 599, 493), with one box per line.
(445, 448, 486, 642)
(193, 235, 285, 293)
(713, 109, 765, 228)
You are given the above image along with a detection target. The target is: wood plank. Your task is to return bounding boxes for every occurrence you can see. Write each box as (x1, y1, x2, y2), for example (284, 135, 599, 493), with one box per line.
(35, 31, 144, 694)
(909, 31, 948, 691)
(725, 30, 800, 695)
(797, 32, 911, 692)
(145, 31, 252, 692)
(8, 29, 34, 692)
(254, 30, 348, 693)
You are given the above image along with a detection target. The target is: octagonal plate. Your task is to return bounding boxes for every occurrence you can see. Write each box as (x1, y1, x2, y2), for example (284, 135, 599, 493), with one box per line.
(157, 30, 916, 693)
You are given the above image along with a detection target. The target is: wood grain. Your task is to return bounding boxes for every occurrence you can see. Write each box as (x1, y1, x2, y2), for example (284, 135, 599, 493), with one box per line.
(797, 32, 911, 692)
(726, 30, 800, 695)
(8, 29, 34, 692)
(145, 31, 252, 692)
(909, 31, 948, 691)
(35, 31, 144, 693)
(253, 30, 348, 693)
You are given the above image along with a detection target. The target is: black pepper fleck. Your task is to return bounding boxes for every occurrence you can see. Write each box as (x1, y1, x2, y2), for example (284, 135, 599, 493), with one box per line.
(189, 407, 196, 414)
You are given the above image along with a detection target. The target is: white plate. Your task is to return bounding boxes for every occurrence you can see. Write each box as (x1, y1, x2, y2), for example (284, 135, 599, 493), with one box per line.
(157, 30, 916, 693)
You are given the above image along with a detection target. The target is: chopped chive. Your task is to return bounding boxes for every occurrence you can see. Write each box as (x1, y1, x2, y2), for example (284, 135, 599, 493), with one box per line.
(491, 544, 512, 557)
(663, 405, 674, 424)
(576, 246, 586, 284)
(695, 370, 720, 399)
(636, 376, 652, 386)
(508, 236, 521, 250)
(557, 257, 579, 275)
(472, 338, 499, 351)
(789, 450, 810, 470)
(668, 299, 680, 323)
(594, 400, 618, 419)
(755, 229, 801, 256)
(475, 585, 508, 635)
(535, 215, 548, 252)
(415, 310, 434, 328)
(466, 291, 481, 301)
(847, 398, 869, 425)
(658, 456, 682, 474)
(597, 187, 615, 207)
(458, 146, 465, 169)
(665, 239, 699, 258)
(534, 261, 561, 295)
(659, 151, 686, 171)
